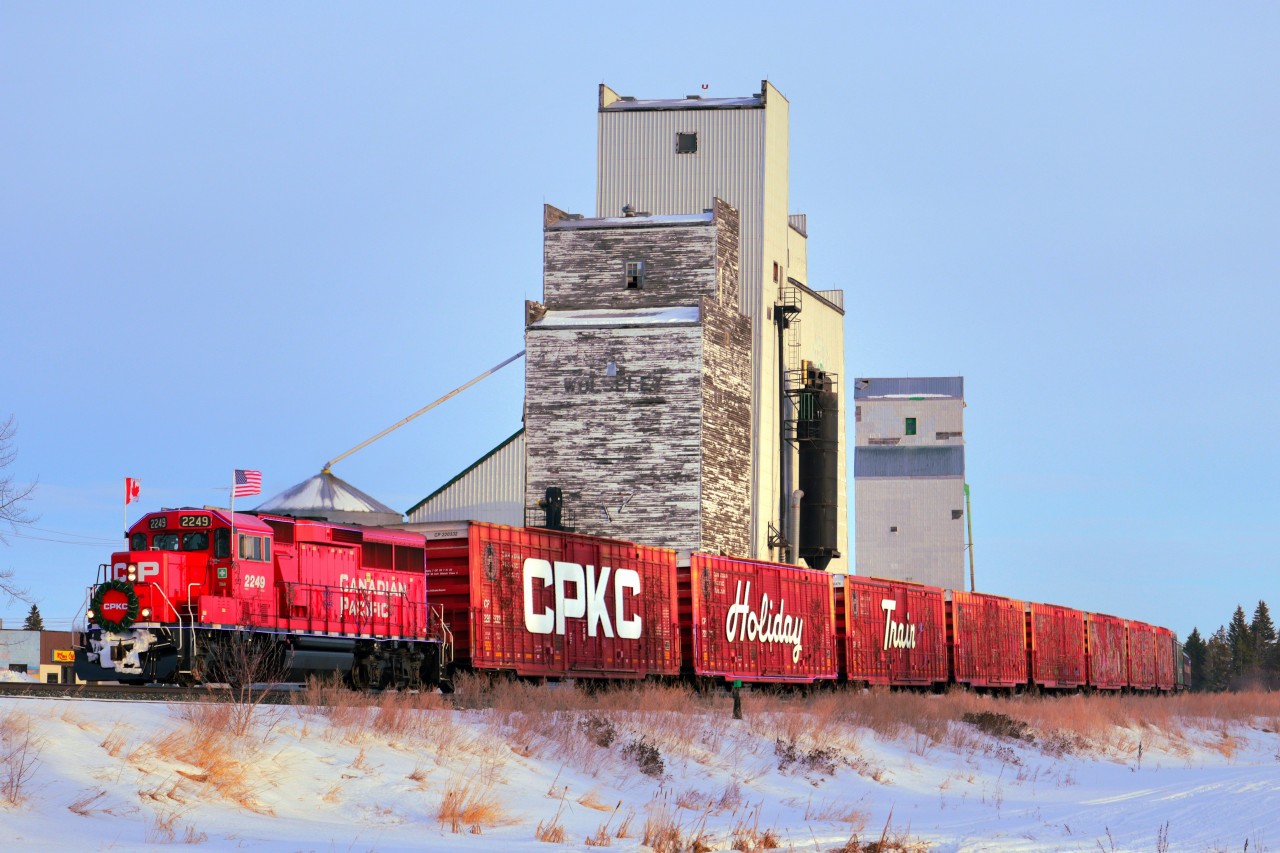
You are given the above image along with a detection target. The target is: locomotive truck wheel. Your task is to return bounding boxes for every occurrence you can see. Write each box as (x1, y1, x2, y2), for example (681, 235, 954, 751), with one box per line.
(349, 656, 377, 692)
(176, 654, 207, 688)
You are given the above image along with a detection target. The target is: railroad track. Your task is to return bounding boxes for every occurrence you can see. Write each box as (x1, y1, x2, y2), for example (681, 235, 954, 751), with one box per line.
(0, 680, 302, 704)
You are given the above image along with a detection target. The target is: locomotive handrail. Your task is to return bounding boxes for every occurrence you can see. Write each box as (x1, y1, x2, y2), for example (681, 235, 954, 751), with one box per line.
(430, 604, 454, 665)
(184, 582, 202, 669)
(143, 581, 187, 653)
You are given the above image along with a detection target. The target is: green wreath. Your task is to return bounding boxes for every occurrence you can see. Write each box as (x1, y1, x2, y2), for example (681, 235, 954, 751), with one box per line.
(90, 578, 140, 633)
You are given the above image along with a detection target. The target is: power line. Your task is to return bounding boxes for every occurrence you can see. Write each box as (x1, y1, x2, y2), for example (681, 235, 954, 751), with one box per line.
(10, 531, 116, 547)
(25, 525, 119, 543)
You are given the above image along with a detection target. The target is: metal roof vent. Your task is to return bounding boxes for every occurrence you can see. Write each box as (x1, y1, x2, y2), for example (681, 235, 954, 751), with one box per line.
(622, 204, 635, 217)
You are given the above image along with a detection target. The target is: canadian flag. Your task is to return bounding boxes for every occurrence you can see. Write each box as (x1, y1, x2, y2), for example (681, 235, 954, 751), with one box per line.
(125, 477, 141, 505)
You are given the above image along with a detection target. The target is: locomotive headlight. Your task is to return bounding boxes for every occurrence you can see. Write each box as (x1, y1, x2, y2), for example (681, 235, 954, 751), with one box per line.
(141, 608, 151, 619)
(127, 564, 138, 581)
(86, 609, 95, 620)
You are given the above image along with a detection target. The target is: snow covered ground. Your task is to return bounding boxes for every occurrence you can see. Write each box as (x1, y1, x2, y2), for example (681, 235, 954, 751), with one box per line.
(1, 684, 1277, 852)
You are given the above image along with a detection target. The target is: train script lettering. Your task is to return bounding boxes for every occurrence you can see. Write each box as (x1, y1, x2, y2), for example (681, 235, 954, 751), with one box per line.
(522, 558, 642, 640)
(725, 581, 805, 664)
(338, 574, 408, 620)
(881, 599, 918, 650)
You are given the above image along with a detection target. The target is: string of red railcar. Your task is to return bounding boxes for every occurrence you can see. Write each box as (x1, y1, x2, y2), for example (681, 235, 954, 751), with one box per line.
(75, 508, 1186, 693)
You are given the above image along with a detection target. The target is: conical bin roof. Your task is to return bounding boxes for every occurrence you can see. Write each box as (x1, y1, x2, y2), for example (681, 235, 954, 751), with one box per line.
(255, 471, 403, 527)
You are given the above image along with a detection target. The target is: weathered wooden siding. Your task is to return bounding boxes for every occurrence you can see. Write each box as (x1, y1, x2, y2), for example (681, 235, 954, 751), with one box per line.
(524, 323, 704, 551)
(543, 219, 718, 311)
(527, 200, 751, 555)
(700, 296, 752, 556)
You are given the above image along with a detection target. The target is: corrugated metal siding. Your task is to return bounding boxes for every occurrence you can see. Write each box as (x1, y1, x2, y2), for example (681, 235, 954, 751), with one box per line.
(599, 108, 772, 560)
(841, 577, 948, 687)
(406, 432, 525, 527)
(855, 477, 967, 590)
(0, 630, 41, 669)
(855, 446, 965, 478)
(855, 398, 964, 447)
(853, 377, 964, 400)
(686, 554, 837, 683)
(598, 108, 769, 339)
(596, 87, 845, 570)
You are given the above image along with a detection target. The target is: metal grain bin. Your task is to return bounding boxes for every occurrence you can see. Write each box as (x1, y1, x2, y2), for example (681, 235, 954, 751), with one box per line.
(424, 522, 679, 679)
(681, 554, 836, 684)
(1085, 612, 1127, 691)
(839, 576, 947, 688)
(1026, 602, 1087, 690)
(947, 591, 1028, 689)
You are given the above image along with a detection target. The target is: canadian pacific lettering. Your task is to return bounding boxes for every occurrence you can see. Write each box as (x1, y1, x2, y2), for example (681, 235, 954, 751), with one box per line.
(338, 573, 408, 619)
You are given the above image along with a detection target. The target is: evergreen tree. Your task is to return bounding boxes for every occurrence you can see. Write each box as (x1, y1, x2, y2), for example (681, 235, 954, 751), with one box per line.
(22, 602, 43, 631)
(1227, 605, 1253, 678)
(1249, 601, 1276, 676)
(1205, 626, 1233, 691)
(1184, 628, 1207, 691)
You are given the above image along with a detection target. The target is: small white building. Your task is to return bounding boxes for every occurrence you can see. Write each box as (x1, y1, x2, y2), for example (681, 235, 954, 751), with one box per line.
(854, 377, 967, 589)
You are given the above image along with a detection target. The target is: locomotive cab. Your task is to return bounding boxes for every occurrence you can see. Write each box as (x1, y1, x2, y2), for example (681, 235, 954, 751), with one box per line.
(75, 508, 273, 683)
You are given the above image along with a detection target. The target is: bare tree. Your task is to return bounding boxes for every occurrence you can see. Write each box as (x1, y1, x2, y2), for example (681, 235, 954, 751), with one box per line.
(1, 415, 36, 603)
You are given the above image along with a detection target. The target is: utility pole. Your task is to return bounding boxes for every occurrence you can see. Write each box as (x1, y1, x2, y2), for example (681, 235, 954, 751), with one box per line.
(964, 483, 976, 591)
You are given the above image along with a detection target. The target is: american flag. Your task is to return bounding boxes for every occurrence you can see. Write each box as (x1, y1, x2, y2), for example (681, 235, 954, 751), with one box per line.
(233, 469, 262, 498)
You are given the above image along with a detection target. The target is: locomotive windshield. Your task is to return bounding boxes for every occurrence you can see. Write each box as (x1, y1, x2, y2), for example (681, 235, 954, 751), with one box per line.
(130, 533, 146, 551)
(182, 531, 209, 551)
(148, 532, 211, 552)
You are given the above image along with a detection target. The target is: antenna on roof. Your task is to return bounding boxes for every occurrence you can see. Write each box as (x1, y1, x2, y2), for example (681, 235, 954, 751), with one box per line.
(322, 350, 525, 473)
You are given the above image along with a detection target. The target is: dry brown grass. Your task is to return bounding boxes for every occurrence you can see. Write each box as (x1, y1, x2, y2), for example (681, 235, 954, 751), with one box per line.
(67, 787, 108, 816)
(99, 720, 131, 757)
(578, 788, 618, 811)
(0, 708, 42, 805)
(615, 807, 637, 839)
(148, 703, 275, 813)
(535, 801, 568, 843)
(143, 804, 207, 845)
(642, 798, 713, 853)
(437, 773, 511, 834)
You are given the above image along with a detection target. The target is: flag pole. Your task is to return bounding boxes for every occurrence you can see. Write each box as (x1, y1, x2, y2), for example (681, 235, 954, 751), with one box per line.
(230, 471, 236, 569)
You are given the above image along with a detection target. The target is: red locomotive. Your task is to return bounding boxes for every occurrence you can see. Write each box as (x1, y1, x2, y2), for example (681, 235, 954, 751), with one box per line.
(77, 512, 1184, 695)
(76, 508, 451, 689)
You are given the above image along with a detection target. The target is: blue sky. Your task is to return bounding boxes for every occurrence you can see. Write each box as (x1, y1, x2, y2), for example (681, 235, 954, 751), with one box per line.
(2, 4, 1276, 638)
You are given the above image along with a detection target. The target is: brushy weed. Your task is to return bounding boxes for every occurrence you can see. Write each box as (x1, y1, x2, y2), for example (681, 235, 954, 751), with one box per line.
(0, 709, 42, 806)
(437, 772, 511, 834)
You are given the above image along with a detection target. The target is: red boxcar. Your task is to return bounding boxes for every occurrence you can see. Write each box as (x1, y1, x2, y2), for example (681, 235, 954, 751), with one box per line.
(680, 554, 836, 684)
(1127, 620, 1158, 691)
(947, 591, 1028, 689)
(1026, 602, 1086, 690)
(1085, 612, 1126, 691)
(839, 576, 947, 689)
(1154, 626, 1176, 692)
(424, 522, 680, 680)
